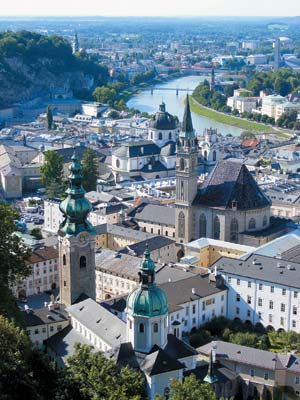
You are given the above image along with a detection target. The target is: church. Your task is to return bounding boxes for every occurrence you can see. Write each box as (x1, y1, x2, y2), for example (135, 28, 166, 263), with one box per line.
(111, 102, 179, 182)
(175, 95, 272, 246)
(46, 152, 208, 399)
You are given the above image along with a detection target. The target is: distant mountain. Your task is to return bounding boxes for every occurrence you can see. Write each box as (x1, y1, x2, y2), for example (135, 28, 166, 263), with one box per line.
(0, 31, 108, 107)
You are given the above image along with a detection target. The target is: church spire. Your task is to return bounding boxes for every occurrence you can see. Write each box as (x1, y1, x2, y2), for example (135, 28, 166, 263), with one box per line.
(59, 152, 95, 237)
(180, 94, 194, 138)
(204, 350, 219, 384)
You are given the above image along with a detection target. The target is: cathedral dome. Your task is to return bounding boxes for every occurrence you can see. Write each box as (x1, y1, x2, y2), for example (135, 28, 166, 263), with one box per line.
(126, 248, 168, 317)
(149, 102, 177, 130)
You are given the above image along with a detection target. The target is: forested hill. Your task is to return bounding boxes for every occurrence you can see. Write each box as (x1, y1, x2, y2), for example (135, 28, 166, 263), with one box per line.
(0, 31, 109, 107)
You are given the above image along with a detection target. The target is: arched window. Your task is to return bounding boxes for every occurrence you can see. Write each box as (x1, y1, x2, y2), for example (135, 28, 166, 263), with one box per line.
(230, 218, 239, 243)
(199, 214, 207, 238)
(153, 323, 158, 333)
(213, 150, 217, 161)
(150, 131, 153, 139)
(180, 158, 185, 171)
(204, 150, 208, 160)
(248, 218, 256, 230)
(116, 159, 120, 168)
(80, 256, 87, 269)
(213, 216, 220, 240)
(180, 181, 184, 200)
(139, 323, 144, 333)
(63, 254, 66, 266)
(263, 215, 268, 227)
(169, 132, 172, 140)
(178, 211, 185, 238)
(158, 132, 162, 140)
(191, 158, 196, 172)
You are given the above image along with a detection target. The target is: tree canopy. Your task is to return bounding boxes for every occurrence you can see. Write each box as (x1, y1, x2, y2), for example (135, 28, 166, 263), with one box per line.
(0, 202, 30, 318)
(155, 375, 216, 400)
(66, 344, 147, 400)
(81, 149, 99, 192)
(40, 150, 64, 197)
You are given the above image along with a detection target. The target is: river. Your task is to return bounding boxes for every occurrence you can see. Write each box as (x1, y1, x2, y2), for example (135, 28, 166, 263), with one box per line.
(127, 75, 243, 137)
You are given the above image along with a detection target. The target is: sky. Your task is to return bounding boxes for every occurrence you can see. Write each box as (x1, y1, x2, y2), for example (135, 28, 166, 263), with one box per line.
(0, 0, 299, 17)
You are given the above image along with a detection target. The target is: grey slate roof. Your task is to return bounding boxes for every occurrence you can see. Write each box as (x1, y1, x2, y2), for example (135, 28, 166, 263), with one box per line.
(45, 325, 95, 362)
(95, 249, 141, 281)
(215, 253, 300, 289)
(23, 307, 68, 327)
(164, 334, 198, 359)
(193, 160, 271, 210)
(160, 142, 176, 157)
(120, 235, 175, 257)
(129, 203, 175, 226)
(113, 141, 160, 158)
(198, 340, 300, 372)
(149, 103, 177, 130)
(159, 274, 227, 307)
(67, 298, 126, 348)
(182, 95, 194, 134)
(94, 223, 155, 241)
(139, 346, 184, 376)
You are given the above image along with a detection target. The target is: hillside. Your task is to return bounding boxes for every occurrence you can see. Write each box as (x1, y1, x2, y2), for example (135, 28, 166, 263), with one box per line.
(0, 31, 109, 107)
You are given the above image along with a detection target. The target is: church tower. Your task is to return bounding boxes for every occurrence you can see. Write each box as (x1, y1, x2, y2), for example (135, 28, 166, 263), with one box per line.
(126, 248, 168, 353)
(58, 153, 96, 307)
(175, 95, 198, 243)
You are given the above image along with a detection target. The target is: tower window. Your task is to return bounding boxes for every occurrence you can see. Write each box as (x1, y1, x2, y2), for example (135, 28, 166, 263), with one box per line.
(230, 218, 239, 243)
(199, 214, 207, 238)
(139, 323, 144, 333)
(178, 211, 185, 238)
(179, 158, 184, 171)
(248, 218, 256, 230)
(213, 150, 217, 161)
(158, 132, 162, 140)
(153, 323, 158, 333)
(80, 256, 87, 269)
(63, 281, 66, 287)
(213, 216, 220, 240)
(63, 254, 66, 266)
(169, 132, 172, 140)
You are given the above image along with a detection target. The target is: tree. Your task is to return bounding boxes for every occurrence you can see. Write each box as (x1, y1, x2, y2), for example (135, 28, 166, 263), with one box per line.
(229, 332, 258, 348)
(259, 334, 271, 350)
(190, 330, 212, 348)
(46, 105, 53, 130)
(155, 375, 216, 400)
(0, 315, 79, 399)
(274, 78, 291, 97)
(66, 344, 147, 400)
(240, 131, 256, 140)
(40, 150, 64, 197)
(31, 228, 42, 240)
(0, 202, 30, 318)
(93, 86, 117, 105)
(81, 149, 99, 192)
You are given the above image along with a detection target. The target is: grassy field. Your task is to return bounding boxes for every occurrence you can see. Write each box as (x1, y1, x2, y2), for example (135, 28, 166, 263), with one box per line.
(190, 97, 277, 133)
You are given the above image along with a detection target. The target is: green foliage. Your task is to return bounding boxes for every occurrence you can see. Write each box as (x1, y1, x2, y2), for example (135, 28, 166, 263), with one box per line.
(229, 332, 258, 348)
(108, 110, 121, 119)
(31, 228, 42, 240)
(93, 86, 117, 105)
(130, 69, 156, 86)
(155, 375, 216, 400)
(81, 149, 99, 192)
(192, 82, 227, 112)
(190, 330, 212, 348)
(246, 68, 300, 96)
(0, 315, 82, 399)
(46, 105, 53, 130)
(240, 131, 256, 139)
(0, 202, 31, 318)
(66, 344, 147, 400)
(259, 334, 271, 350)
(40, 151, 64, 197)
(276, 110, 298, 129)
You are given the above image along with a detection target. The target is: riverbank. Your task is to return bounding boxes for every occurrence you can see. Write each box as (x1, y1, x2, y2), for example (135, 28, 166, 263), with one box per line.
(190, 97, 277, 133)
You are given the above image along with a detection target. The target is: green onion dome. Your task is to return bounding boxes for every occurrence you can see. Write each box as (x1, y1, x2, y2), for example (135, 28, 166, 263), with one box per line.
(126, 248, 168, 317)
(59, 153, 95, 237)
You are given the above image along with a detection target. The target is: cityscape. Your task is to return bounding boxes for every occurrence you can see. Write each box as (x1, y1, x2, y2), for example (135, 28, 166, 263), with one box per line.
(1, 4, 300, 400)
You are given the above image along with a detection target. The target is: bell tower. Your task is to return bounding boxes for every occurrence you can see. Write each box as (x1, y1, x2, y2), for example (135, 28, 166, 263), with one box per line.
(175, 95, 198, 243)
(126, 248, 168, 353)
(58, 153, 96, 307)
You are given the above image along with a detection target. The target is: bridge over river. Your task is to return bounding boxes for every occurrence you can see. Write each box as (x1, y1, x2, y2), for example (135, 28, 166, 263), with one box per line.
(150, 87, 193, 95)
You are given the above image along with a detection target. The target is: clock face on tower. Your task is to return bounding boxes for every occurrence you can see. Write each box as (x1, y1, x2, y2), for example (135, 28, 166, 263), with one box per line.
(78, 233, 87, 244)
